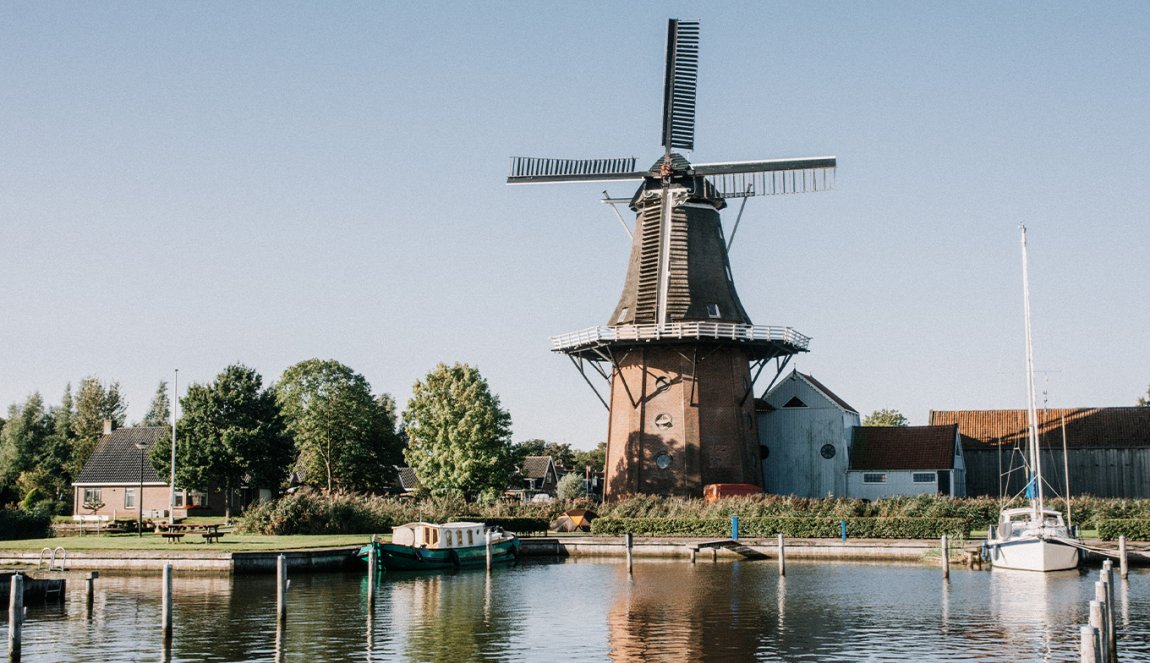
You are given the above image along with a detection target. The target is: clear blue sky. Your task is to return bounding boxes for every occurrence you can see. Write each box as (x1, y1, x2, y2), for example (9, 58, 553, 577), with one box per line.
(2, 3, 1147, 449)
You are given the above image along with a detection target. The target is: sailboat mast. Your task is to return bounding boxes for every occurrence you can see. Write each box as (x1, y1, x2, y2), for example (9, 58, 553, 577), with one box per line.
(1020, 225, 1045, 513)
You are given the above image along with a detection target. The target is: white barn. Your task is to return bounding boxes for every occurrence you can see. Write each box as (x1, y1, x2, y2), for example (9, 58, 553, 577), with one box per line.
(757, 371, 860, 498)
(845, 424, 966, 500)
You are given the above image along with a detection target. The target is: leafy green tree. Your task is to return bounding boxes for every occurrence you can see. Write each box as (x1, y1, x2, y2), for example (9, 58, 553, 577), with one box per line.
(276, 359, 401, 492)
(572, 442, 607, 472)
(0, 394, 53, 506)
(143, 381, 171, 426)
(862, 409, 909, 427)
(1139, 385, 1149, 406)
(402, 362, 514, 500)
(69, 377, 128, 478)
(154, 364, 292, 518)
(513, 439, 575, 469)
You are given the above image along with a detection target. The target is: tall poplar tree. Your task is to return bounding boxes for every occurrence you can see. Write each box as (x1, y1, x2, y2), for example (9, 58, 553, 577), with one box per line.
(403, 362, 514, 500)
(143, 381, 171, 426)
(69, 377, 128, 477)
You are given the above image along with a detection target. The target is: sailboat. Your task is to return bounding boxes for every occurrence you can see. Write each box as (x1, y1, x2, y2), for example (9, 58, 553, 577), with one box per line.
(985, 225, 1080, 572)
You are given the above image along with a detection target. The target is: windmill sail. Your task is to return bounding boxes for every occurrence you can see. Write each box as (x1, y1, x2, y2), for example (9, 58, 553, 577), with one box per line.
(507, 156, 645, 184)
(661, 19, 700, 153)
(694, 157, 837, 198)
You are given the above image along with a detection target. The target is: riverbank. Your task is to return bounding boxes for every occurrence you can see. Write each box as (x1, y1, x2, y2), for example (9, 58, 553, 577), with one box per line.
(2, 534, 1145, 573)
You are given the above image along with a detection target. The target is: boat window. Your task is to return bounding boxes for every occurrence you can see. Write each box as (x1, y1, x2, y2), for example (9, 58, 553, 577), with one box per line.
(468, 530, 474, 546)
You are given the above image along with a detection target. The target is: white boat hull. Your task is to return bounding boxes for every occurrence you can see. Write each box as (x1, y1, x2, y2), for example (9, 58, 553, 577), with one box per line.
(989, 537, 1079, 572)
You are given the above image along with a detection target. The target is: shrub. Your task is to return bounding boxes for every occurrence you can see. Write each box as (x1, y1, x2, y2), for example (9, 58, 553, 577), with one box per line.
(590, 516, 970, 539)
(1097, 519, 1150, 541)
(556, 473, 585, 500)
(0, 507, 53, 540)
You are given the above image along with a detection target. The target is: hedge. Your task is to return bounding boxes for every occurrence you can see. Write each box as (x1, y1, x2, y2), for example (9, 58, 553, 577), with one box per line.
(452, 516, 549, 535)
(0, 507, 53, 540)
(1097, 519, 1150, 541)
(590, 516, 971, 539)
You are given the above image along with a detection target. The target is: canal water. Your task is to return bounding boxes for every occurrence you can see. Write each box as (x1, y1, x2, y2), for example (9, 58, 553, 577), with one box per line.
(9, 559, 1148, 661)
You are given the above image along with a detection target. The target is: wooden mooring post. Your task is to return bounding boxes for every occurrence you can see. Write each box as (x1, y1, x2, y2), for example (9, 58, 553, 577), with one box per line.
(777, 534, 786, 577)
(1118, 536, 1128, 579)
(625, 532, 633, 573)
(485, 530, 492, 572)
(1089, 600, 1107, 663)
(367, 546, 378, 605)
(1080, 624, 1100, 663)
(276, 554, 287, 624)
(941, 535, 949, 579)
(161, 563, 173, 642)
(8, 573, 23, 661)
(85, 571, 98, 616)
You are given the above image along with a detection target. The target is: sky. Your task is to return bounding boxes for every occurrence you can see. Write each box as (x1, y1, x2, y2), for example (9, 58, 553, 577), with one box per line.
(2, 3, 1147, 450)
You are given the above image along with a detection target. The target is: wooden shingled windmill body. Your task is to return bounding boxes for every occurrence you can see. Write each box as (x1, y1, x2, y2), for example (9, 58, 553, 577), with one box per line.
(508, 19, 835, 499)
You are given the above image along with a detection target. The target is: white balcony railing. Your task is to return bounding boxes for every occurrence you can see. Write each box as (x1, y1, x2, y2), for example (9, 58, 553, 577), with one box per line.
(550, 322, 811, 352)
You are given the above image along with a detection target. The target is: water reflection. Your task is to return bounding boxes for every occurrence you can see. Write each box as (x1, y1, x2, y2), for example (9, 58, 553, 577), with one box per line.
(7, 562, 1147, 662)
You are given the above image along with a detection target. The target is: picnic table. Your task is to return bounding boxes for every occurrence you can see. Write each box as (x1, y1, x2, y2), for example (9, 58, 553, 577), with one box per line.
(158, 523, 225, 544)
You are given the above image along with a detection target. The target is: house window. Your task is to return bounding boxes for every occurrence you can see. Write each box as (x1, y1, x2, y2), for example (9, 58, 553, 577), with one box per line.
(913, 473, 936, 483)
(124, 488, 137, 509)
(706, 304, 721, 318)
(186, 491, 208, 508)
(82, 488, 102, 506)
(820, 444, 836, 459)
(863, 473, 887, 484)
(173, 489, 185, 507)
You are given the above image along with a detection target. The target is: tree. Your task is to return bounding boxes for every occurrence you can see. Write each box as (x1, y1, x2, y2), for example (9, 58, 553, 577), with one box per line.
(402, 362, 514, 500)
(512, 439, 575, 469)
(0, 393, 52, 506)
(572, 442, 607, 472)
(154, 364, 292, 518)
(143, 381, 171, 426)
(1139, 385, 1149, 406)
(69, 377, 128, 478)
(276, 359, 401, 492)
(556, 472, 585, 500)
(863, 409, 909, 427)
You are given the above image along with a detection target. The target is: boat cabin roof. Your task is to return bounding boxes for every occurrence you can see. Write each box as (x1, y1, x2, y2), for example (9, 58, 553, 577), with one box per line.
(999, 507, 1065, 520)
(395, 521, 484, 531)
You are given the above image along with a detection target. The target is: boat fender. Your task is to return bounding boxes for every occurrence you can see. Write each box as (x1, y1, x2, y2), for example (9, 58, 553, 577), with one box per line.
(980, 542, 989, 562)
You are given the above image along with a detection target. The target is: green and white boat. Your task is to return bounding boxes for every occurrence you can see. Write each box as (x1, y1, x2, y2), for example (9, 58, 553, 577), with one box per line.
(359, 521, 520, 572)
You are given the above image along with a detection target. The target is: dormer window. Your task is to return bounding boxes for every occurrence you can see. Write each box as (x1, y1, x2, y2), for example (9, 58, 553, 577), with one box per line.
(706, 304, 721, 318)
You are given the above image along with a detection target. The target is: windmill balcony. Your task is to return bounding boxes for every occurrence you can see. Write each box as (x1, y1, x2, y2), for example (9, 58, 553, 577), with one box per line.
(550, 322, 810, 358)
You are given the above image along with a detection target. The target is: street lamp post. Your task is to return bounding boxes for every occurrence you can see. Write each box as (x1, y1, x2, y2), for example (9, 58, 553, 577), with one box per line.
(134, 441, 147, 537)
(169, 368, 178, 526)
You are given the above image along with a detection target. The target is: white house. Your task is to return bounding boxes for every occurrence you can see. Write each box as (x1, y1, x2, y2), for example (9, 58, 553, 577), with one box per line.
(845, 424, 966, 500)
(757, 371, 860, 497)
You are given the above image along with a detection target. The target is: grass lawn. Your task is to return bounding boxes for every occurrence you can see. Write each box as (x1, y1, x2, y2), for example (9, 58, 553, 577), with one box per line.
(0, 532, 378, 552)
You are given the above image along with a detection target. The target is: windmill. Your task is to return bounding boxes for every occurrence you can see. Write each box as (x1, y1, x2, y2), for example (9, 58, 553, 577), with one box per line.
(508, 19, 835, 499)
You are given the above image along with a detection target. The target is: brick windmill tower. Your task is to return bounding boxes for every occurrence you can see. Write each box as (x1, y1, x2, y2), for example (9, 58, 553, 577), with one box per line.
(508, 19, 835, 499)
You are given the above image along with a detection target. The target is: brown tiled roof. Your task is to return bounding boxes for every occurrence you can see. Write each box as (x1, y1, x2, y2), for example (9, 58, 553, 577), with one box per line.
(73, 427, 167, 484)
(849, 425, 958, 471)
(929, 408, 1150, 450)
(522, 456, 555, 480)
(800, 373, 857, 414)
(394, 467, 421, 492)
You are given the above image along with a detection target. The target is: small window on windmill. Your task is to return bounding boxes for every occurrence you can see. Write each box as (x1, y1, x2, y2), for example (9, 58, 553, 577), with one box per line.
(783, 396, 807, 408)
(617, 307, 630, 324)
(706, 304, 721, 318)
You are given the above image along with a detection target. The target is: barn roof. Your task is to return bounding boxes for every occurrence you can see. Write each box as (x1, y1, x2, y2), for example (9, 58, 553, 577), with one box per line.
(73, 426, 167, 485)
(849, 424, 959, 471)
(800, 373, 858, 414)
(929, 408, 1150, 450)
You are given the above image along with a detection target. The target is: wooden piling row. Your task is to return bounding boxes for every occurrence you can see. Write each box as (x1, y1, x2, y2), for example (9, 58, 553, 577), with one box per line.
(1079, 565, 1119, 663)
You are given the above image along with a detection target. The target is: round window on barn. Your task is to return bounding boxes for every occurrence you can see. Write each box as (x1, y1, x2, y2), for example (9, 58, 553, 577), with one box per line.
(820, 444, 836, 459)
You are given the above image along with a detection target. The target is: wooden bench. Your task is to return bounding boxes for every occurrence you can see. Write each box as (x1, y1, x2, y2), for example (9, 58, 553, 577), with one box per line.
(160, 532, 185, 543)
(201, 532, 224, 544)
